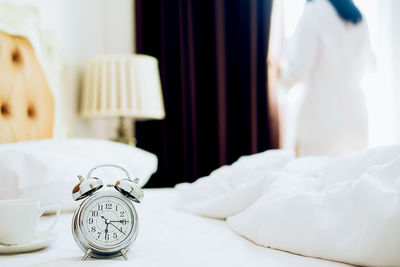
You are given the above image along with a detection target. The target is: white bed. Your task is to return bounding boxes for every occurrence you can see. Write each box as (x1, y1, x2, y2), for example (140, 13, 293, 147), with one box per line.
(0, 189, 352, 267)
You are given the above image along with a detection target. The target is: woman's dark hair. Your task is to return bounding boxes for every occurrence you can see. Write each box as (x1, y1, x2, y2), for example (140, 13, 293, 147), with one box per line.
(307, 0, 363, 24)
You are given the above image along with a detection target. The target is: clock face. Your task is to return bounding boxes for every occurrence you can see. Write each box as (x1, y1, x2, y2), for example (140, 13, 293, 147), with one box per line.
(81, 196, 134, 247)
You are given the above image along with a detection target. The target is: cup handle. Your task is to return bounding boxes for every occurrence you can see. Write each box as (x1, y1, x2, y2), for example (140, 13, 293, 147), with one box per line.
(36, 205, 60, 239)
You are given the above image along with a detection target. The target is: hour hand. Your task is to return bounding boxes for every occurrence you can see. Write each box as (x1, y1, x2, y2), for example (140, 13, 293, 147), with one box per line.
(101, 216, 111, 224)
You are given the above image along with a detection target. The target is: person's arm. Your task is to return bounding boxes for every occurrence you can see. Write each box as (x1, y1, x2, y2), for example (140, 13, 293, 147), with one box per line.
(360, 19, 376, 72)
(280, 9, 319, 89)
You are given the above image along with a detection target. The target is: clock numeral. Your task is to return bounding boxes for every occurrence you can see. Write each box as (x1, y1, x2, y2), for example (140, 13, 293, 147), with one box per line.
(85, 199, 132, 243)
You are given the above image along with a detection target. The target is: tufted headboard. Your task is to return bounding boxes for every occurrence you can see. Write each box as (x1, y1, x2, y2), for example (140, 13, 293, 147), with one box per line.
(0, 30, 54, 144)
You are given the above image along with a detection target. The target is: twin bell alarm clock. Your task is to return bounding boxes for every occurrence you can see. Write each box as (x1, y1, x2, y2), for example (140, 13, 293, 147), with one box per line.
(71, 164, 144, 261)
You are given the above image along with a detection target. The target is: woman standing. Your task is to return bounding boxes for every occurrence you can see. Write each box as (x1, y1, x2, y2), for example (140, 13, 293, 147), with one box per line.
(278, 0, 375, 156)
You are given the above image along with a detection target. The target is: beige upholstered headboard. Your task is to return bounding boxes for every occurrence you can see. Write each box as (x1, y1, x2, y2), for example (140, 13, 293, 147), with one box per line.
(0, 30, 54, 144)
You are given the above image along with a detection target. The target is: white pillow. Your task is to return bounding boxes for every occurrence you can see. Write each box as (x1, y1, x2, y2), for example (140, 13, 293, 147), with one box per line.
(0, 138, 158, 211)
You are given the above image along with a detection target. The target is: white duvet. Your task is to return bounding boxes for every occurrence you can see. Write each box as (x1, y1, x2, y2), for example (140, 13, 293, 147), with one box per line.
(176, 147, 400, 267)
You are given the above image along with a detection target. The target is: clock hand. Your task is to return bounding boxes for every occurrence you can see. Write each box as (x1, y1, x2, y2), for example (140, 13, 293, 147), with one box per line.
(105, 223, 109, 239)
(101, 215, 112, 225)
(101, 215, 111, 239)
(109, 222, 126, 235)
(109, 220, 130, 223)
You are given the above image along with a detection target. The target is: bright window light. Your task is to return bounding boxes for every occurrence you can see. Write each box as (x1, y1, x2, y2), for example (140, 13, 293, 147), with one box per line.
(281, 0, 395, 147)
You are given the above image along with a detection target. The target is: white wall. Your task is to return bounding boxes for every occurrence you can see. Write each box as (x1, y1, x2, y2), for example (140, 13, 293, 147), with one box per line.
(390, 0, 400, 142)
(13, 0, 135, 138)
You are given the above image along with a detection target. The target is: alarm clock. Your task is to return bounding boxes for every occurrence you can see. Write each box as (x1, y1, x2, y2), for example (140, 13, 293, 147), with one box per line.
(71, 164, 144, 261)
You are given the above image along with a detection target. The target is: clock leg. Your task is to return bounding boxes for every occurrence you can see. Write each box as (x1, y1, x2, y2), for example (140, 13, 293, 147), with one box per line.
(82, 249, 92, 261)
(120, 248, 128, 260)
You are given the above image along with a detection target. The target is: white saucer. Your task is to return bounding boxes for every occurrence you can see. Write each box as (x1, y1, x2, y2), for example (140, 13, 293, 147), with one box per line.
(0, 233, 57, 254)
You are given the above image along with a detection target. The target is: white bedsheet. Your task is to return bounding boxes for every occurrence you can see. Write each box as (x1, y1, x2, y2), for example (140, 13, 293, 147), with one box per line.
(176, 147, 400, 267)
(0, 189, 351, 267)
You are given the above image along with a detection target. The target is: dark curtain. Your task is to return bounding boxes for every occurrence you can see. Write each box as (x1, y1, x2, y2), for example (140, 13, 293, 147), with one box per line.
(135, 0, 276, 187)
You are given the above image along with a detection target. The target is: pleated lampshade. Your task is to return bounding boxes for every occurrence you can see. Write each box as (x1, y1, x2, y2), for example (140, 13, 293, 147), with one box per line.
(80, 54, 165, 120)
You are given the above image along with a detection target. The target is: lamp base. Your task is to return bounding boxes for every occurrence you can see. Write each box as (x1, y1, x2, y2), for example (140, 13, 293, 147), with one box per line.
(112, 117, 136, 146)
(112, 136, 136, 146)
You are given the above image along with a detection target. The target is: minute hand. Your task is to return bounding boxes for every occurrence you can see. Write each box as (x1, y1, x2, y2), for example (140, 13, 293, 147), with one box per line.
(109, 222, 126, 235)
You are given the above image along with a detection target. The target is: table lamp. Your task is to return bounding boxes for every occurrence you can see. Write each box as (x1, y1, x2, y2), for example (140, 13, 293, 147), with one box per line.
(80, 54, 165, 145)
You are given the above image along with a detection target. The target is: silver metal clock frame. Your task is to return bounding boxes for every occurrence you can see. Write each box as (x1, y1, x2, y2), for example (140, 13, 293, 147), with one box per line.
(72, 190, 139, 260)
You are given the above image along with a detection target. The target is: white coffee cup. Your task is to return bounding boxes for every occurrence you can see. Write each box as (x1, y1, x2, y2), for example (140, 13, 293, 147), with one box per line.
(0, 199, 60, 245)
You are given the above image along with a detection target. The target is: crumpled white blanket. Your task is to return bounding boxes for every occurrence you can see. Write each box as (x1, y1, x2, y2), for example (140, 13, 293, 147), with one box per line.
(175, 146, 400, 267)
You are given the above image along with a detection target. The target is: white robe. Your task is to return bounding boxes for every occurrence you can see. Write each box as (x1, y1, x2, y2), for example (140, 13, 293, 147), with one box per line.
(280, 0, 375, 156)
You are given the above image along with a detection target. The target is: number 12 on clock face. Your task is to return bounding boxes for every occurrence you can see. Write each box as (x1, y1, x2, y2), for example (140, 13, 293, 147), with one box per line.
(82, 196, 134, 246)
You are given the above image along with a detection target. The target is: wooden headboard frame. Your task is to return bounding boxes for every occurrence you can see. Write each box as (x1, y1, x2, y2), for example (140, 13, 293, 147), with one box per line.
(0, 30, 54, 144)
